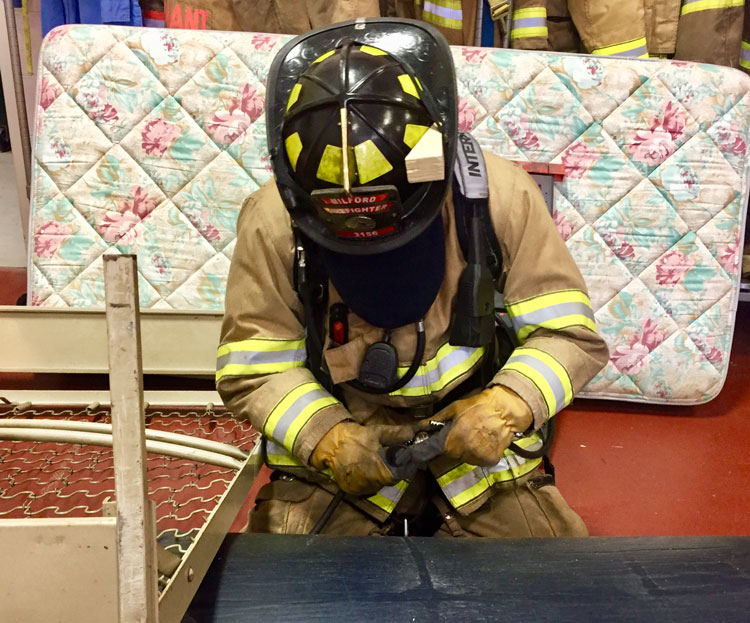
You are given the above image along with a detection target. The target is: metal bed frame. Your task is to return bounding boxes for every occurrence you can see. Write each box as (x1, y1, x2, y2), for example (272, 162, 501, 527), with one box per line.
(0, 255, 260, 623)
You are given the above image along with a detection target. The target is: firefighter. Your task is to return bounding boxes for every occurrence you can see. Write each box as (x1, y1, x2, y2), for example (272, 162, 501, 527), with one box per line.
(216, 18, 609, 537)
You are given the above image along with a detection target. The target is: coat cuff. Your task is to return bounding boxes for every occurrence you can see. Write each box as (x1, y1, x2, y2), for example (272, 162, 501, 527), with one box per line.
(489, 368, 549, 430)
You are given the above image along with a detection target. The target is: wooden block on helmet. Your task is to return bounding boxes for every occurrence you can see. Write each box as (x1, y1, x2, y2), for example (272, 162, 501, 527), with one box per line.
(405, 125, 445, 184)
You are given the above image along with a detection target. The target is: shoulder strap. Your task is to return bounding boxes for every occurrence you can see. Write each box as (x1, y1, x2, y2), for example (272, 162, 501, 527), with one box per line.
(453, 132, 504, 287)
(292, 225, 336, 395)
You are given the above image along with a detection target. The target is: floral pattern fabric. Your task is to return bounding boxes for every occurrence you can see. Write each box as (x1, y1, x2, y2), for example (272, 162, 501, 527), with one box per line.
(29, 26, 750, 405)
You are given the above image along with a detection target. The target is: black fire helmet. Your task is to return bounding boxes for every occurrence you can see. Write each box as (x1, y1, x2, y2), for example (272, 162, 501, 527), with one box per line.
(266, 18, 458, 256)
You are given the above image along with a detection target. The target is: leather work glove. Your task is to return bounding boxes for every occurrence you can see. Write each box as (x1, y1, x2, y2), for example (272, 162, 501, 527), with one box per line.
(310, 421, 417, 496)
(427, 385, 534, 467)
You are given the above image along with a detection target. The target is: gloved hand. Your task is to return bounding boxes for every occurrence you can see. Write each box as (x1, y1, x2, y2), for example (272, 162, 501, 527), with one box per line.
(309, 421, 416, 496)
(427, 385, 533, 467)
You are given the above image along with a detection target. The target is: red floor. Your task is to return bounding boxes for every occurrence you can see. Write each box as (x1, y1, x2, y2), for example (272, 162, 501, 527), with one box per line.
(2, 267, 749, 536)
(554, 303, 750, 536)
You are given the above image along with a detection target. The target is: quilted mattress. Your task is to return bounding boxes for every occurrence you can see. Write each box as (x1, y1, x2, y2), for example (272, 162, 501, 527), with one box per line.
(28, 25, 750, 405)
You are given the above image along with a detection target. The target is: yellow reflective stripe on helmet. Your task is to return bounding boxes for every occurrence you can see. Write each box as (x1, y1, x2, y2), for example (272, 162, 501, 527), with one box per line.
(437, 435, 543, 509)
(404, 123, 430, 149)
(510, 6, 548, 40)
(398, 74, 421, 99)
(216, 337, 306, 381)
(389, 343, 485, 397)
(285, 132, 303, 171)
(502, 348, 573, 418)
(354, 139, 393, 184)
(592, 36, 649, 58)
(313, 50, 335, 64)
(360, 45, 388, 56)
(316, 144, 355, 186)
(286, 83, 302, 111)
(422, 0, 463, 29)
(264, 382, 340, 453)
(366, 480, 409, 514)
(681, 0, 744, 15)
(742, 41, 750, 70)
(505, 289, 596, 343)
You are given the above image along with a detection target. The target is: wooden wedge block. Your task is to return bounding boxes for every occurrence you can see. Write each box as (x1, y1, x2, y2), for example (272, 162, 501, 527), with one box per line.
(405, 125, 445, 184)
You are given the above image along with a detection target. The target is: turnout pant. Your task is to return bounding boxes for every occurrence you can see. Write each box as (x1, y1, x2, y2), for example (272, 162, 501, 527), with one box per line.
(250, 467, 588, 538)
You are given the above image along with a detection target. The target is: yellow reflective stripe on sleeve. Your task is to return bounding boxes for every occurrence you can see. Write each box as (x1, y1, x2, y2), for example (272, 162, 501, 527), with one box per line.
(354, 139, 393, 184)
(313, 50, 335, 63)
(510, 6, 547, 40)
(264, 382, 340, 453)
(360, 45, 388, 56)
(681, 0, 744, 15)
(505, 289, 597, 343)
(286, 83, 302, 111)
(398, 74, 421, 99)
(389, 343, 485, 397)
(592, 36, 649, 58)
(404, 123, 430, 149)
(741, 41, 750, 70)
(502, 348, 573, 418)
(265, 438, 335, 478)
(366, 480, 409, 514)
(422, 0, 463, 29)
(216, 337, 306, 381)
(437, 435, 543, 509)
(285, 132, 303, 171)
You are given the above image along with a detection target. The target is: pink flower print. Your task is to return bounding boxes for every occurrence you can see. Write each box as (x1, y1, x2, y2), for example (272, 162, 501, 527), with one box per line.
(47, 25, 72, 42)
(639, 318, 667, 352)
(729, 135, 747, 156)
(631, 126, 676, 166)
(152, 254, 169, 275)
(504, 115, 540, 151)
(207, 84, 264, 145)
(611, 342, 649, 375)
(692, 335, 722, 364)
(660, 102, 687, 141)
(611, 319, 667, 374)
(95, 103, 119, 123)
(204, 223, 221, 242)
(251, 34, 277, 51)
(552, 209, 574, 241)
(50, 137, 70, 160)
(142, 118, 181, 156)
(39, 78, 61, 110)
(207, 109, 251, 145)
(602, 230, 636, 263)
(100, 210, 140, 243)
(34, 221, 72, 258)
(239, 84, 264, 121)
(655, 250, 694, 286)
(562, 141, 599, 179)
(719, 240, 739, 275)
(125, 186, 158, 219)
(630, 102, 688, 166)
(458, 98, 479, 132)
(461, 48, 487, 64)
